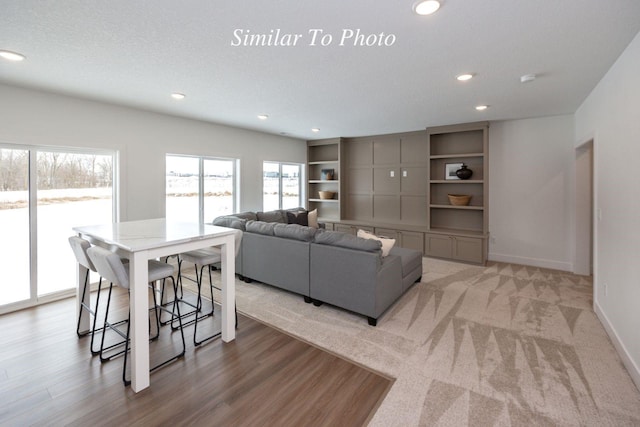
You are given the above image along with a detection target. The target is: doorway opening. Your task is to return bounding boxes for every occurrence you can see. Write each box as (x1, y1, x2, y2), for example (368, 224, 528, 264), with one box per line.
(574, 140, 593, 276)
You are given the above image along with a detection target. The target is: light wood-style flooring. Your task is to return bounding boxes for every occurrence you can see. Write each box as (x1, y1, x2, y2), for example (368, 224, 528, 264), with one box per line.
(0, 288, 391, 426)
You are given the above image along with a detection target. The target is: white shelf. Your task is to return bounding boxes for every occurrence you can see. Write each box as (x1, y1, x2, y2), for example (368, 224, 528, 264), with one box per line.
(309, 198, 339, 203)
(430, 153, 484, 160)
(308, 160, 339, 165)
(430, 180, 484, 184)
(429, 204, 484, 211)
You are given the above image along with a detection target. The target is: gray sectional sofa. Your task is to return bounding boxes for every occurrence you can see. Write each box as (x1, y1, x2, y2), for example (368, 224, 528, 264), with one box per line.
(212, 209, 423, 326)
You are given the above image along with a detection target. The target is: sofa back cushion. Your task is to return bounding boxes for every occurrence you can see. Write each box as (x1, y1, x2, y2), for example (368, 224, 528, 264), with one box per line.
(256, 210, 287, 223)
(273, 223, 317, 242)
(212, 216, 247, 230)
(233, 211, 258, 221)
(314, 230, 382, 253)
(245, 220, 277, 236)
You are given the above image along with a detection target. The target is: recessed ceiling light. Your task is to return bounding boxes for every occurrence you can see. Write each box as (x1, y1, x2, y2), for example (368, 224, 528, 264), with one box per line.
(456, 73, 473, 81)
(475, 105, 489, 111)
(311, 128, 320, 133)
(171, 93, 185, 100)
(520, 74, 536, 83)
(0, 50, 26, 61)
(414, 0, 441, 15)
(258, 114, 269, 120)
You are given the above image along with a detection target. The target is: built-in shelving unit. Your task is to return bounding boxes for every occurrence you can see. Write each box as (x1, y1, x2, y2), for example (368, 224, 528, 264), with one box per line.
(307, 138, 343, 220)
(306, 123, 489, 264)
(426, 122, 489, 264)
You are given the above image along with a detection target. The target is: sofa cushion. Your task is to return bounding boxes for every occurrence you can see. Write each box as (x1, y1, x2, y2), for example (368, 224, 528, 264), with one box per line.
(233, 211, 258, 221)
(212, 216, 247, 230)
(389, 246, 422, 277)
(273, 223, 317, 242)
(257, 210, 287, 223)
(357, 229, 396, 257)
(314, 230, 381, 253)
(245, 220, 277, 236)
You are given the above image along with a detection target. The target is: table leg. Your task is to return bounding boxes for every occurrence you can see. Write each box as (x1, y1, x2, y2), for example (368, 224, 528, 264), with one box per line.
(129, 251, 150, 392)
(221, 234, 235, 342)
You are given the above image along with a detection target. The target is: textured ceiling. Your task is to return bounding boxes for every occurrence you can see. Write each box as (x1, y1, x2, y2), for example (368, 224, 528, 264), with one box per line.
(1, 1, 639, 140)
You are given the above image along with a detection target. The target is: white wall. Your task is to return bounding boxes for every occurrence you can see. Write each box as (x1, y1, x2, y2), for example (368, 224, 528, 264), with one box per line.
(488, 115, 575, 271)
(0, 84, 306, 220)
(575, 31, 640, 389)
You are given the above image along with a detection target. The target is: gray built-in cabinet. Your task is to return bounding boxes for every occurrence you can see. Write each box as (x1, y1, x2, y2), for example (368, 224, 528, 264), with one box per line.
(307, 122, 489, 264)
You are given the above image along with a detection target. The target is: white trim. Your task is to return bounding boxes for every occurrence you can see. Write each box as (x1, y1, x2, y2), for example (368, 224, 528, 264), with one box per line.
(594, 301, 640, 392)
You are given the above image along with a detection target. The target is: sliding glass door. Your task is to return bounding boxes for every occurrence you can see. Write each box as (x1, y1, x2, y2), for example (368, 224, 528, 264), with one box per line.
(0, 148, 30, 306)
(0, 145, 115, 312)
(36, 151, 114, 297)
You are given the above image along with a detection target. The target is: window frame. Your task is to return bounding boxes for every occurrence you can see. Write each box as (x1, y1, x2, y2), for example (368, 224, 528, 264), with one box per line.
(262, 161, 304, 211)
(165, 154, 239, 223)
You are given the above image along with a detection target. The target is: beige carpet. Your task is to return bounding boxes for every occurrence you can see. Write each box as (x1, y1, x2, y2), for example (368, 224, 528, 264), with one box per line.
(184, 258, 640, 426)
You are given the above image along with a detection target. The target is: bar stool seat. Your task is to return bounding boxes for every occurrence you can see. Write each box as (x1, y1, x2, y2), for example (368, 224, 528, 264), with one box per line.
(86, 245, 186, 386)
(176, 229, 242, 346)
(69, 236, 113, 355)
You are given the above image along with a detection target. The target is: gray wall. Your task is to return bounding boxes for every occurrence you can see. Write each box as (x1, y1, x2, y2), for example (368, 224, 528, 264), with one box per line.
(0, 83, 306, 220)
(575, 31, 640, 389)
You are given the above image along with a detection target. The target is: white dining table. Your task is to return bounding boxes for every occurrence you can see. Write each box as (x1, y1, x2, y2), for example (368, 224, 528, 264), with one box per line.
(73, 218, 236, 392)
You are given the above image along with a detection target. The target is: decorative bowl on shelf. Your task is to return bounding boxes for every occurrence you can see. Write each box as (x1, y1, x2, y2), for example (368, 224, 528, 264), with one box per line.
(447, 194, 471, 206)
(321, 168, 335, 180)
(318, 191, 336, 200)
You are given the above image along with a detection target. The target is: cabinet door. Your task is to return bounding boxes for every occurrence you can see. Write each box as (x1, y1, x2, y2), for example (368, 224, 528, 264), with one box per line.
(424, 233, 452, 258)
(400, 231, 424, 253)
(374, 228, 399, 240)
(335, 224, 355, 235)
(452, 236, 484, 264)
(335, 224, 374, 235)
(355, 224, 375, 234)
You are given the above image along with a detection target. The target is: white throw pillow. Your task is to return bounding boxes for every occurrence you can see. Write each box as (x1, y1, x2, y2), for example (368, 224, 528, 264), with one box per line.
(357, 229, 395, 257)
(308, 209, 319, 228)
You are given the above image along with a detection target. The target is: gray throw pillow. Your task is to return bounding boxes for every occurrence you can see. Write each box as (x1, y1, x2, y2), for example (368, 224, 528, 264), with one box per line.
(286, 210, 309, 226)
(273, 223, 317, 242)
(245, 220, 276, 236)
(314, 230, 382, 252)
(256, 210, 287, 223)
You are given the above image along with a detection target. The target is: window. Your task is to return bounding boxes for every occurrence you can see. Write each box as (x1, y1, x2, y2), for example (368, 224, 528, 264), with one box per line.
(1, 146, 115, 312)
(166, 154, 237, 223)
(263, 162, 303, 211)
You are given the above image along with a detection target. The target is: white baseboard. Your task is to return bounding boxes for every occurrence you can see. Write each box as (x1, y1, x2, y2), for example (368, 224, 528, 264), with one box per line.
(488, 252, 572, 272)
(594, 300, 640, 393)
